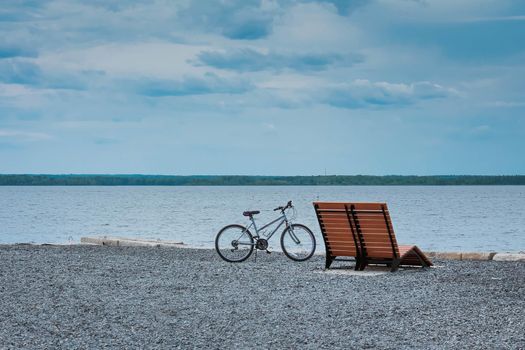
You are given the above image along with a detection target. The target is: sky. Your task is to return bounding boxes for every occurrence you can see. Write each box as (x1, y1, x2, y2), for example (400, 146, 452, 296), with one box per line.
(1, 0, 524, 175)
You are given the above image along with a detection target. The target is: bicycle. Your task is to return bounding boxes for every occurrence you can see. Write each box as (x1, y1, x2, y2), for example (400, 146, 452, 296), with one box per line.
(215, 201, 316, 263)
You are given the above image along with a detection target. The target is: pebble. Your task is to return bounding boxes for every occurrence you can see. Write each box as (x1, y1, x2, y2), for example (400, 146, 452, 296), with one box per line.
(0, 245, 524, 349)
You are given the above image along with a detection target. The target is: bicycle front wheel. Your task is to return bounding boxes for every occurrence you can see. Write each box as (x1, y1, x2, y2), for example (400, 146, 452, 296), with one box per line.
(215, 224, 254, 263)
(280, 224, 316, 262)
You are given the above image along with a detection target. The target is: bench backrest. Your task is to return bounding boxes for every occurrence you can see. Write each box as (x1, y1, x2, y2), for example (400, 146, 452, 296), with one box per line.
(313, 202, 360, 258)
(313, 202, 400, 259)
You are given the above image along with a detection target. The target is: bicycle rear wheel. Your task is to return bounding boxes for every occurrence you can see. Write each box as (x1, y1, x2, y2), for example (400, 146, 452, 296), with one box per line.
(215, 224, 254, 263)
(280, 224, 316, 261)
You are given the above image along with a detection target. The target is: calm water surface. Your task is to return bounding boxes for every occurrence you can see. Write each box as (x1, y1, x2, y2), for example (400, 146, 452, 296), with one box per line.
(1, 186, 524, 252)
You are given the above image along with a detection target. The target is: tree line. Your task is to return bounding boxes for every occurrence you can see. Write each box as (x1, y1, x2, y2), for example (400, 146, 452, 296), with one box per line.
(1, 174, 525, 186)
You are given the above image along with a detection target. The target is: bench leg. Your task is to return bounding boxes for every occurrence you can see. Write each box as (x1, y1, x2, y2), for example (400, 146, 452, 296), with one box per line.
(359, 260, 367, 271)
(354, 258, 361, 271)
(325, 255, 334, 269)
(415, 252, 430, 268)
(390, 259, 400, 272)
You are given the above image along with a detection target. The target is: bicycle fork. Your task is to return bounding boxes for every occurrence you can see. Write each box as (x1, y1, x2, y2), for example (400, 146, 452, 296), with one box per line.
(286, 223, 301, 245)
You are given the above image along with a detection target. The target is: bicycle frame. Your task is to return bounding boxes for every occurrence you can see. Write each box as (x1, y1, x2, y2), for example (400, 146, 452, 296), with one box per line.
(236, 210, 300, 247)
(249, 214, 287, 239)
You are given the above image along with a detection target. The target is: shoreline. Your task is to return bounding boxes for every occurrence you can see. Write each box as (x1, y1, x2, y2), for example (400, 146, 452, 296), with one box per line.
(4, 235, 525, 262)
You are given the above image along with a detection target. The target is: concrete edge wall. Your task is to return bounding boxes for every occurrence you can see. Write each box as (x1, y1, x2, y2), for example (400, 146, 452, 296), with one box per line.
(80, 236, 184, 248)
(427, 251, 525, 262)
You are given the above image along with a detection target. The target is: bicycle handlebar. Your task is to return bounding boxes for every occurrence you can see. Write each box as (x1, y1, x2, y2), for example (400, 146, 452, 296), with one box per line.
(273, 200, 293, 212)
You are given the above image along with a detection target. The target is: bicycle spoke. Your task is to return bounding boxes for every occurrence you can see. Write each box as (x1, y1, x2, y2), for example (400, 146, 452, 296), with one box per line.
(215, 225, 254, 262)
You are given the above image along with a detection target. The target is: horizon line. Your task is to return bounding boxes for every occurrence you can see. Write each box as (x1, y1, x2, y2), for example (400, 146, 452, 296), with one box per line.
(1, 174, 525, 177)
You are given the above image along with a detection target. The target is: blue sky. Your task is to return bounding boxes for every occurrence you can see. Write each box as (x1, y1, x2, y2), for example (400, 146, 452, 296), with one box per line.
(1, 0, 524, 175)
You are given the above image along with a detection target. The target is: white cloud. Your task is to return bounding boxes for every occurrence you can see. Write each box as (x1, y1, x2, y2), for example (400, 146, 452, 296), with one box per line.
(36, 42, 208, 79)
(486, 101, 525, 108)
(454, 15, 525, 23)
(0, 129, 52, 141)
(321, 79, 458, 108)
(268, 2, 361, 51)
(263, 122, 276, 130)
(359, 0, 508, 23)
(469, 125, 491, 136)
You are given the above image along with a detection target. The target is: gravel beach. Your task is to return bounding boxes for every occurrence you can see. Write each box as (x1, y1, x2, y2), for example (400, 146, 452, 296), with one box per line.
(1, 245, 524, 349)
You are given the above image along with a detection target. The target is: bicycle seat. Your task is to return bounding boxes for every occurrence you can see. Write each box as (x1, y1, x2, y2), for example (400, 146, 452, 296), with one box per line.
(243, 210, 260, 217)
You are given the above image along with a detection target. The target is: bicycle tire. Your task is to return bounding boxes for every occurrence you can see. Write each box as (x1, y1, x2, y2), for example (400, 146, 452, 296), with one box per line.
(215, 224, 254, 263)
(280, 223, 316, 262)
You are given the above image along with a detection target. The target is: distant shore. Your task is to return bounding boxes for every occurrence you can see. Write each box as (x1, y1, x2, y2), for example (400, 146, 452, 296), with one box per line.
(1, 245, 524, 348)
(2, 174, 525, 186)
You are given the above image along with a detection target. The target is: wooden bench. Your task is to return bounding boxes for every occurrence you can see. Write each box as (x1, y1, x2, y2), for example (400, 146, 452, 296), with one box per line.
(313, 202, 432, 271)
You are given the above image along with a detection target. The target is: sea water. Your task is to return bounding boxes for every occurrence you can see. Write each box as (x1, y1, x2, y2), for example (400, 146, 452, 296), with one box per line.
(1, 186, 524, 252)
